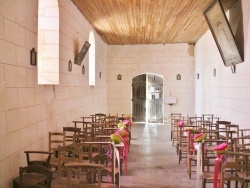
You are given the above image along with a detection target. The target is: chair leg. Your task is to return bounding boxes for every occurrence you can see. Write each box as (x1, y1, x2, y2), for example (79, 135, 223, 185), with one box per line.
(188, 159, 191, 179)
(179, 150, 182, 164)
(240, 180, 245, 188)
(177, 143, 179, 155)
(202, 179, 206, 188)
(115, 173, 120, 187)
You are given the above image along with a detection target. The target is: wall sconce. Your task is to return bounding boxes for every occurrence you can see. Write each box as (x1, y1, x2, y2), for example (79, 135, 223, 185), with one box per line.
(197, 73, 199, 79)
(99, 72, 101, 78)
(117, 74, 122, 80)
(30, 48, 37, 66)
(68, 60, 72, 72)
(213, 68, 216, 77)
(82, 65, 85, 74)
(176, 74, 181, 80)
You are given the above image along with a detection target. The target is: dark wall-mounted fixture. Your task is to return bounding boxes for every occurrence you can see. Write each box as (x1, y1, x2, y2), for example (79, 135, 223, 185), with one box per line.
(213, 68, 216, 77)
(99, 72, 101, 78)
(74, 41, 91, 65)
(197, 73, 199, 79)
(30, 48, 37, 66)
(176, 74, 181, 80)
(82, 65, 85, 74)
(68, 60, 72, 72)
(117, 74, 122, 80)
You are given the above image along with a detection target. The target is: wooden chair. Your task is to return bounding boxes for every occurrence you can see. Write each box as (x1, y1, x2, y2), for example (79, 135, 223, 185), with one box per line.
(172, 118, 186, 149)
(201, 140, 226, 188)
(14, 165, 52, 188)
(187, 131, 200, 179)
(51, 145, 84, 187)
(219, 152, 246, 188)
(49, 132, 66, 170)
(86, 142, 120, 187)
(178, 129, 188, 164)
(13, 151, 53, 187)
(55, 142, 119, 188)
(225, 124, 239, 150)
(92, 154, 120, 186)
(233, 136, 250, 153)
(236, 152, 250, 188)
(215, 121, 231, 139)
(170, 113, 182, 141)
(71, 168, 117, 188)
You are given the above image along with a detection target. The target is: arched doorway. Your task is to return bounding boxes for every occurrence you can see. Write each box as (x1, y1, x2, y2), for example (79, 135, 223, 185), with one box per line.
(132, 73, 163, 123)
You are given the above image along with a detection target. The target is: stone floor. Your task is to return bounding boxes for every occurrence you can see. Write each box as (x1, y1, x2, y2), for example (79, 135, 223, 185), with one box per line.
(119, 123, 201, 188)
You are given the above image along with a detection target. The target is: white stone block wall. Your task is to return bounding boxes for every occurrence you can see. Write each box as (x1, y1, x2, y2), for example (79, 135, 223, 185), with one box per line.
(194, 0, 250, 128)
(107, 44, 195, 122)
(0, 0, 107, 187)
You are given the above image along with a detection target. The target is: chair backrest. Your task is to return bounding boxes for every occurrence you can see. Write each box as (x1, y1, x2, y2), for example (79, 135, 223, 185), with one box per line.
(239, 129, 250, 137)
(216, 121, 231, 131)
(219, 152, 247, 188)
(188, 116, 203, 129)
(201, 140, 226, 172)
(57, 144, 84, 177)
(63, 127, 81, 145)
(85, 141, 119, 185)
(235, 152, 250, 186)
(201, 114, 214, 122)
(105, 115, 118, 125)
(171, 113, 182, 128)
(24, 151, 53, 169)
(19, 165, 52, 188)
(187, 131, 201, 154)
(94, 113, 106, 122)
(178, 128, 188, 155)
(92, 154, 110, 166)
(73, 134, 92, 144)
(233, 136, 250, 153)
(225, 124, 239, 150)
(49, 132, 65, 155)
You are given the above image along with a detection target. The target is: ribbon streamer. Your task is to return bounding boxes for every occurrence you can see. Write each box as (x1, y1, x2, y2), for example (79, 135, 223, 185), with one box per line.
(213, 155, 223, 188)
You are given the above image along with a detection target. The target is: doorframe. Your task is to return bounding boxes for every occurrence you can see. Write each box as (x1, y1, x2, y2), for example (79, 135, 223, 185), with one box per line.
(131, 72, 164, 123)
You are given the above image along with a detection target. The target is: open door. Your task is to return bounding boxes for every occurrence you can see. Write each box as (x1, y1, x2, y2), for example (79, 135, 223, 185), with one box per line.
(132, 74, 146, 122)
(147, 74, 163, 123)
(132, 74, 163, 123)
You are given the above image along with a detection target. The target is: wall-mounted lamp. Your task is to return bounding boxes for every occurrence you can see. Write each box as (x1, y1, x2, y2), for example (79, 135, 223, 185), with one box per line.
(68, 60, 72, 72)
(213, 68, 216, 77)
(30, 48, 37, 66)
(82, 65, 85, 75)
(197, 73, 199, 79)
(117, 74, 122, 80)
(99, 72, 101, 78)
(176, 74, 181, 80)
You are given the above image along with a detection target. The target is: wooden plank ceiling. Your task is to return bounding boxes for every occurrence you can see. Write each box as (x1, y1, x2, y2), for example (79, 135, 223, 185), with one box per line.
(71, 0, 237, 45)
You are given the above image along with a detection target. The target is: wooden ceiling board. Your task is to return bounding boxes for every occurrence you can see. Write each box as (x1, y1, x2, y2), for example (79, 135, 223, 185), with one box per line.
(71, 0, 238, 45)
